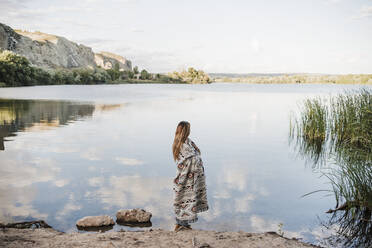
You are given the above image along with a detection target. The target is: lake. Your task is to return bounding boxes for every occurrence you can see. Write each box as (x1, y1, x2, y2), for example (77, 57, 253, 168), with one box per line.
(0, 83, 369, 246)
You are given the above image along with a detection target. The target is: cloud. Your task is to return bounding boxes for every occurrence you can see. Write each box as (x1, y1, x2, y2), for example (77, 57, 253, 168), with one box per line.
(0, 3, 80, 23)
(91, 175, 173, 229)
(250, 215, 305, 239)
(250, 215, 279, 232)
(0, 157, 60, 188)
(250, 38, 262, 53)
(75, 38, 113, 46)
(209, 163, 270, 218)
(101, 44, 180, 72)
(95, 175, 171, 207)
(131, 28, 145, 33)
(0, 0, 27, 12)
(88, 176, 105, 187)
(234, 193, 255, 213)
(81, 148, 102, 161)
(0, 154, 59, 223)
(55, 202, 82, 220)
(54, 179, 69, 187)
(353, 6, 372, 19)
(0, 186, 48, 223)
(320, 0, 342, 5)
(115, 157, 144, 166)
(89, 174, 175, 228)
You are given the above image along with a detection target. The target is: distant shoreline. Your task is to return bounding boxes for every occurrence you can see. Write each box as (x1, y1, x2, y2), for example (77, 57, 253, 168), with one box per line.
(212, 74, 372, 84)
(2, 80, 372, 88)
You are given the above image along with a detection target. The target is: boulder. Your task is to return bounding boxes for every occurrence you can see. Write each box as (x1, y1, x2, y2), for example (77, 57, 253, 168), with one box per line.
(76, 215, 114, 227)
(116, 209, 152, 223)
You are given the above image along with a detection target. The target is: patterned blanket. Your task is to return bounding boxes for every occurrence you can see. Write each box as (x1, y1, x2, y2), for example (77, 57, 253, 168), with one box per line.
(173, 138, 209, 223)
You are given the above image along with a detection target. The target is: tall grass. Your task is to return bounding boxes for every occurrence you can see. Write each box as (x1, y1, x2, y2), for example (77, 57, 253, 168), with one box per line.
(290, 98, 328, 165)
(290, 89, 371, 166)
(290, 89, 372, 247)
(329, 90, 372, 163)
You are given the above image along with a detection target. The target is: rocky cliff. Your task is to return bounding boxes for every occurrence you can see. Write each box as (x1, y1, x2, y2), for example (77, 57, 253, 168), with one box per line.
(0, 23, 131, 71)
(95, 51, 132, 71)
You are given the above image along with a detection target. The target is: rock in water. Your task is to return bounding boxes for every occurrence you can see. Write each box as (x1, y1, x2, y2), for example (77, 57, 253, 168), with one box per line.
(76, 215, 114, 227)
(116, 209, 152, 223)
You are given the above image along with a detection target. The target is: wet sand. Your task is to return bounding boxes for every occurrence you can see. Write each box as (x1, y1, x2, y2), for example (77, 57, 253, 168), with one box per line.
(0, 227, 320, 248)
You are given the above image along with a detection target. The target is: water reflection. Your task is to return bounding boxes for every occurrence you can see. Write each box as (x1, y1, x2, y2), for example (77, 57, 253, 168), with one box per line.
(77, 225, 114, 232)
(0, 99, 125, 228)
(0, 99, 95, 150)
(0, 155, 57, 223)
(0, 84, 367, 246)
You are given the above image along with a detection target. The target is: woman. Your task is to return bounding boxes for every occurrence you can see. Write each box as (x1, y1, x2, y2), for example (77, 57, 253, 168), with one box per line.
(172, 121, 209, 232)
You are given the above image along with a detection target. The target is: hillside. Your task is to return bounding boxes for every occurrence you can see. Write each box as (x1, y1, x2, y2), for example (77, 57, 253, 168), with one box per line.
(0, 23, 131, 71)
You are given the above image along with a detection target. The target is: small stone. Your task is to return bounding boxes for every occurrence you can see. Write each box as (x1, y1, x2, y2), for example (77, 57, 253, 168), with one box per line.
(76, 215, 114, 227)
(116, 209, 152, 223)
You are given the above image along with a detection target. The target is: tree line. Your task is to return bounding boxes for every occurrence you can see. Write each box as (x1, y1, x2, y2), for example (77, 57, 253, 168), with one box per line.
(0, 50, 179, 87)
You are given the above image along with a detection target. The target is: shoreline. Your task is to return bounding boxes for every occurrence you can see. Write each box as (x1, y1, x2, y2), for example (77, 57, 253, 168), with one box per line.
(0, 225, 320, 248)
(1, 79, 372, 88)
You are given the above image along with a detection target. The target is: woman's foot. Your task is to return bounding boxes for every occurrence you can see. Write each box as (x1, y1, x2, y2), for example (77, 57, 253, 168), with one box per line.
(174, 224, 183, 232)
(174, 224, 192, 232)
(184, 224, 192, 230)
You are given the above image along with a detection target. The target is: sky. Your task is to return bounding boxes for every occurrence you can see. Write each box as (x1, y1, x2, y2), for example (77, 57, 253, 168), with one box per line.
(0, 0, 371, 74)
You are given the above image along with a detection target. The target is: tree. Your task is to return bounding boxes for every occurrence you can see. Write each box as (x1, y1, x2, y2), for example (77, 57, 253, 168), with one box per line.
(168, 67, 211, 84)
(127, 70, 134, 79)
(133, 66, 139, 74)
(114, 62, 120, 72)
(0, 50, 36, 86)
(106, 68, 121, 81)
(140, 69, 150, 80)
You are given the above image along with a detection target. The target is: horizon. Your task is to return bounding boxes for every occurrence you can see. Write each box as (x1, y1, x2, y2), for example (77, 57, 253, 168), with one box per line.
(1, 0, 371, 74)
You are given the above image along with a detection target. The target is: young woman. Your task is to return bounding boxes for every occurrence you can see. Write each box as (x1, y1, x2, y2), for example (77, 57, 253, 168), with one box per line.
(172, 121, 209, 232)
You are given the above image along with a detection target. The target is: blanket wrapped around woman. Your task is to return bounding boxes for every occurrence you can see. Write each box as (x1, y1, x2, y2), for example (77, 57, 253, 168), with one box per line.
(173, 138, 209, 224)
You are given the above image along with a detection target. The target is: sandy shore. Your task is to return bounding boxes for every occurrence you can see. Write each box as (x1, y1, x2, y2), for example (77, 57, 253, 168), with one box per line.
(0, 227, 320, 248)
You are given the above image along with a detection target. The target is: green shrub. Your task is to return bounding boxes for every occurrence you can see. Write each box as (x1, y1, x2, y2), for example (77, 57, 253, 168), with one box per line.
(168, 67, 211, 84)
(140, 69, 151, 80)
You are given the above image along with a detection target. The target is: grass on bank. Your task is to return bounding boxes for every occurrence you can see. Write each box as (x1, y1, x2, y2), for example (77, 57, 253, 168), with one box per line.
(215, 74, 372, 84)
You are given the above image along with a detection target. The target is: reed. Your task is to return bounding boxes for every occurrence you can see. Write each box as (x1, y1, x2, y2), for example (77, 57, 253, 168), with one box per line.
(290, 89, 372, 247)
(290, 89, 371, 165)
(290, 98, 328, 166)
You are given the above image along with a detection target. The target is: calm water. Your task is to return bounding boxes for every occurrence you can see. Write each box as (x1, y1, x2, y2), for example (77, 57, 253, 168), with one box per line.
(0, 83, 369, 245)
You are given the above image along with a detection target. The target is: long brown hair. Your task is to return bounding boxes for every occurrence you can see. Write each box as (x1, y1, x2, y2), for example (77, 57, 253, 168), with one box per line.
(172, 121, 190, 161)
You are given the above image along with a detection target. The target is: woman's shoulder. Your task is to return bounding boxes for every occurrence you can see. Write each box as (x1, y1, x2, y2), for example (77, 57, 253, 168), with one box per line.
(181, 138, 194, 150)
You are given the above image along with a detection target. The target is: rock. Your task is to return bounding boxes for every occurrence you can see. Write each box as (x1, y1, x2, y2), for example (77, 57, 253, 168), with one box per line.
(95, 51, 132, 71)
(0, 23, 132, 70)
(76, 215, 114, 228)
(0, 220, 51, 229)
(116, 209, 152, 223)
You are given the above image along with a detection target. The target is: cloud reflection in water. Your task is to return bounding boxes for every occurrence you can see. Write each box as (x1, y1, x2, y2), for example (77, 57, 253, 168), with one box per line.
(0, 84, 356, 245)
